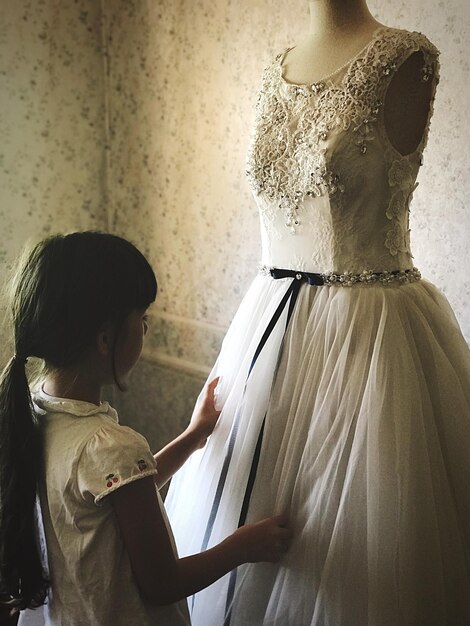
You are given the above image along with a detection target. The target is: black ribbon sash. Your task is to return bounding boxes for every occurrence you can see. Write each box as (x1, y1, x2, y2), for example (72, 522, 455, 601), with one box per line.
(195, 269, 326, 622)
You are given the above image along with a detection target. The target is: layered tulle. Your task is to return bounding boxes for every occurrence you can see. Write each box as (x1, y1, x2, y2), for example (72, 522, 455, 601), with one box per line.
(165, 274, 470, 626)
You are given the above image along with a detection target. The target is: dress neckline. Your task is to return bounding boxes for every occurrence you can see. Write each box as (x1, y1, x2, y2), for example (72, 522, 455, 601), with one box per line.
(279, 25, 391, 87)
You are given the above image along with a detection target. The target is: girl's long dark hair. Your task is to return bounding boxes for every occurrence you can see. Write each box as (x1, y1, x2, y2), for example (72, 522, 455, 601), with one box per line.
(0, 232, 157, 610)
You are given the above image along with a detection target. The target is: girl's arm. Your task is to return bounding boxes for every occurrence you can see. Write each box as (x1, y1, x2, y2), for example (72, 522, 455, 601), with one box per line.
(153, 377, 220, 488)
(111, 475, 290, 606)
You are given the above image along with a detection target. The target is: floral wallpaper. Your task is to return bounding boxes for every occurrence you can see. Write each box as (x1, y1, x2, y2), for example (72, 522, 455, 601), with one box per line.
(0, 0, 107, 359)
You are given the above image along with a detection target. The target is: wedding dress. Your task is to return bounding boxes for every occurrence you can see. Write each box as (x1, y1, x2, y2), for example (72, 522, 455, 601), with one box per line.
(166, 26, 470, 625)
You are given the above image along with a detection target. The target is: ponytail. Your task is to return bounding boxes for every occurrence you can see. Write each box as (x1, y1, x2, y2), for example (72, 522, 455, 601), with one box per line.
(0, 355, 48, 609)
(0, 230, 157, 610)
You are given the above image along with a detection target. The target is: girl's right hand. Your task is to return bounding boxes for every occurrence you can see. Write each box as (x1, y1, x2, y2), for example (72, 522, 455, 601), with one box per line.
(232, 515, 292, 563)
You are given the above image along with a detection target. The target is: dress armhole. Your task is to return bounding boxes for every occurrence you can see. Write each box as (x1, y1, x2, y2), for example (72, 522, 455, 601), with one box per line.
(383, 50, 437, 157)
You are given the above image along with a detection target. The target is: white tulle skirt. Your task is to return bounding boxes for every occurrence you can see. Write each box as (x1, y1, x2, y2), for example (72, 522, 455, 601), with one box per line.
(165, 273, 470, 626)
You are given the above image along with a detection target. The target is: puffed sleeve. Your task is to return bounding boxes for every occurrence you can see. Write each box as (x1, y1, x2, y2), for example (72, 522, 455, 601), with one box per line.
(76, 422, 158, 505)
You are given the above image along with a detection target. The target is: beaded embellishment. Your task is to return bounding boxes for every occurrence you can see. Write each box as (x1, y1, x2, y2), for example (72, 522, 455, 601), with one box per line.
(246, 27, 439, 244)
(259, 265, 421, 286)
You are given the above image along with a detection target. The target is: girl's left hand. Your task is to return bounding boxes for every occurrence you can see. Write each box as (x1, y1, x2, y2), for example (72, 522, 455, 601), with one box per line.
(189, 377, 221, 448)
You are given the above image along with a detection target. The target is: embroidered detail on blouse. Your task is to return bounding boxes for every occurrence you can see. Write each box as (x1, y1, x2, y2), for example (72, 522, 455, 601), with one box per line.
(105, 473, 120, 488)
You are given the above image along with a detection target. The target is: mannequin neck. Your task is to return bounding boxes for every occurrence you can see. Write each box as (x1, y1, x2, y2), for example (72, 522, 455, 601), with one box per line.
(283, 0, 384, 85)
(308, 0, 376, 35)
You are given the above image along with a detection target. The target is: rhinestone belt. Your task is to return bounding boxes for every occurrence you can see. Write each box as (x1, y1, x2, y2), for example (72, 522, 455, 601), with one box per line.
(259, 265, 421, 286)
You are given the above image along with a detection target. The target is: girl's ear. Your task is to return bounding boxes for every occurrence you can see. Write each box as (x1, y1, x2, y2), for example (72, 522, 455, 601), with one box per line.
(96, 323, 114, 356)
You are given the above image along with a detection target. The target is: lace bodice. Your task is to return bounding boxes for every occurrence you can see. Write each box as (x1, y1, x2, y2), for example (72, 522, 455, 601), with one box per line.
(245, 26, 440, 274)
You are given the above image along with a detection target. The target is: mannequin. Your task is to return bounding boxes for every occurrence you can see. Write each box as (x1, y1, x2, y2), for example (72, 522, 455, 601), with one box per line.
(282, 0, 434, 154)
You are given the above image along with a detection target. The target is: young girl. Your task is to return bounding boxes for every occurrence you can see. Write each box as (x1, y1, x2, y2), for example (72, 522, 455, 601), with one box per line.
(0, 231, 290, 626)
